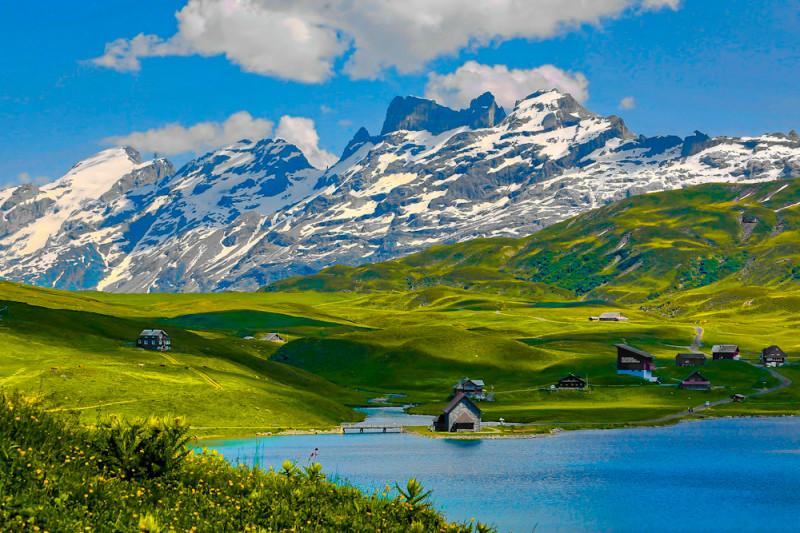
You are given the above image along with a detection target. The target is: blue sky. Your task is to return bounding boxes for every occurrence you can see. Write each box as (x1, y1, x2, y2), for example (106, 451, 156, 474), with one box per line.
(1, 0, 798, 185)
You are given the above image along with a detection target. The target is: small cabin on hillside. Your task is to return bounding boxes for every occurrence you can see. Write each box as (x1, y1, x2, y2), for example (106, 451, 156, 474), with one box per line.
(260, 333, 286, 343)
(678, 370, 710, 390)
(433, 393, 482, 432)
(676, 353, 707, 367)
(712, 345, 740, 360)
(761, 345, 787, 367)
(137, 329, 171, 351)
(453, 378, 486, 400)
(590, 312, 628, 322)
(731, 393, 746, 403)
(615, 344, 656, 381)
(556, 374, 586, 389)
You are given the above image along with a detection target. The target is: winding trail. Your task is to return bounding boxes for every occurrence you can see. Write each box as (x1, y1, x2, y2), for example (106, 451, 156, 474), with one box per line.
(690, 326, 704, 351)
(644, 366, 792, 424)
(161, 352, 223, 391)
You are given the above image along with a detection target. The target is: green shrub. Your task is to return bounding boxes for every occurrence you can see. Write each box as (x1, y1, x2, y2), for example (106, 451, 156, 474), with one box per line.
(0, 393, 494, 532)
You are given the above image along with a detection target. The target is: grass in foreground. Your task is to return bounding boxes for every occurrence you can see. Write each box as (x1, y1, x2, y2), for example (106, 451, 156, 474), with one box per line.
(0, 394, 494, 533)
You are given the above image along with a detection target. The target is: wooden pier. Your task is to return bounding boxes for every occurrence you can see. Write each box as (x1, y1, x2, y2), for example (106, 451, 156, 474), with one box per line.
(341, 424, 404, 434)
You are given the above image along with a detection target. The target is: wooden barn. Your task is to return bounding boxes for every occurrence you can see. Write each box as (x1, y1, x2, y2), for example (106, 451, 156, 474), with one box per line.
(679, 370, 711, 390)
(615, 344, 656, 381)
(731, 393, 746, 403)
(590, 312, 628, 322)
(137, 329, 171, 351)
(556, 374, 586, 389)
(712, 345, 740, 360)
(453, 378, 486, 400)
(433, 393, 482, 432)
(761, 345, 787, 367)
(676, 353, 707, 366)
(260, 333, 286, 343)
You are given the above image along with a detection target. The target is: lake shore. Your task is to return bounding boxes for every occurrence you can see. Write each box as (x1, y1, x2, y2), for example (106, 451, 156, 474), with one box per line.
(192, 411, 800, 442)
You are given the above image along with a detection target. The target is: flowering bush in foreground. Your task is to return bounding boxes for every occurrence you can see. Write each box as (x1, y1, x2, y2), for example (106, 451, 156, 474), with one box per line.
(0, 393, 495, 532)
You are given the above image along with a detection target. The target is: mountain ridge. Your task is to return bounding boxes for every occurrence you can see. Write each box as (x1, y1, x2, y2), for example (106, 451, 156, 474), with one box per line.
(1, 89, 799, 292)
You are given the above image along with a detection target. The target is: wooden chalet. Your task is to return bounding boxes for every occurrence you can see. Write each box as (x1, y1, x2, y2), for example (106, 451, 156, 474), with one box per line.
(137, 329, 171, 351)
(676, 353, 707, 366)
(761, 345, 787, 367)
(731, 393, 746, 403)
(712, 344, 740, 360)
(433, 392, 482, 432)
(615, 344, 656, 381)
(556, 373, 586, 389)
(678, 370, 710, 390)
(453, 378, 486, 400)
(590, 312, 628, 322)
(260, 333, 286, 343)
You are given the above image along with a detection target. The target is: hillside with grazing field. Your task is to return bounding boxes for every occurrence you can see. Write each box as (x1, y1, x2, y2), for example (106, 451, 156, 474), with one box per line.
(266, 178, 800, 314)
(0, 281, 373, 436)
(4, 176, 800, 434)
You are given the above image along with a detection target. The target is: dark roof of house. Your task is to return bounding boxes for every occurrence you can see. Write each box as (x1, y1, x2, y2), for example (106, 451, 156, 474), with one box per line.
(139, 329, 168, 336)
(442, 392, 481, 415)
(712, 344, 738, 353)
(677, 353, 706, 359)
(682, 370, 709, 383)
(614, 344, 653, 360)
(763, 345, 786, 357)
(455, 378, 485, 387)
(558, 373, 585, 382)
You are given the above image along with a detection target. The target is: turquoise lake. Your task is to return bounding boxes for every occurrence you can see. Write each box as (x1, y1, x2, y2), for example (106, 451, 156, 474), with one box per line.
(198, 416, 800, 532)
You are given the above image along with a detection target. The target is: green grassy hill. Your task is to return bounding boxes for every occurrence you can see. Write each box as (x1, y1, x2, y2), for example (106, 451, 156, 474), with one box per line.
(0, 282, 370, 436)
(266, 178, 800, 313)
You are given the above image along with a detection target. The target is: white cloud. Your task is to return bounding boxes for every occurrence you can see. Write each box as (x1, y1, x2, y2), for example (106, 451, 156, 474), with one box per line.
(619, 96, 636, 110)
(425, 61, 589, 110)
(15, 172, 51, 185)
(275, 116, 338, 168)
(102, 111, 274, 155)
(92, 0, 681, 82)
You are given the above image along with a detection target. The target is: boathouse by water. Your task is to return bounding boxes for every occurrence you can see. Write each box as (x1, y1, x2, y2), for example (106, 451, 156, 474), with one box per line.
(615, 344, 656, 381)
(433, 392, 482, 432)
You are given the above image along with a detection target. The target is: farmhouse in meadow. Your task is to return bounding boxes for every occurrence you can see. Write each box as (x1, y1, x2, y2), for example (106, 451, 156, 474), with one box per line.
(433, 392, 482, 432)
(676, 353, 707, 366)
(453, 378, 486, 400)
(761, 345, 787, 367)
(590, 312, 628, 322)
(615, 344, 656, 381)
(260, 333, 286, 343)
(556, 374, 587, 389)
(679, 370, 711, 390)
(137, 329, 171, 351)
(712, 345, 740, 360)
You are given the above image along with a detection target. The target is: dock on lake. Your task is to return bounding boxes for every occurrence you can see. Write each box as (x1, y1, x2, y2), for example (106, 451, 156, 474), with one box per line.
(341, 424, 404, 434)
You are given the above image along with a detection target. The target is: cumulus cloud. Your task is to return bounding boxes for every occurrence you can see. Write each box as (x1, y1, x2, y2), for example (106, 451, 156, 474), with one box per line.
(92, 0, 681, 82)
(104, 112, 337, 168)
(275, 116, 338, 168)
(425, 61, 589, 110)
(619, 96, 636, 110)
(15, 172, 51, 185)
(102, 111, 274, 155)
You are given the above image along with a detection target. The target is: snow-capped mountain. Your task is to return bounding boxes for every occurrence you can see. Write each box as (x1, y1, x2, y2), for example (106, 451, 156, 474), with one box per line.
(1, 90, 799, 292)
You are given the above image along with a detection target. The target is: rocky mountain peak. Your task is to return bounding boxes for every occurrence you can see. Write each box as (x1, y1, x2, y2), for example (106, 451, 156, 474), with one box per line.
(380, 93, 506, 136)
